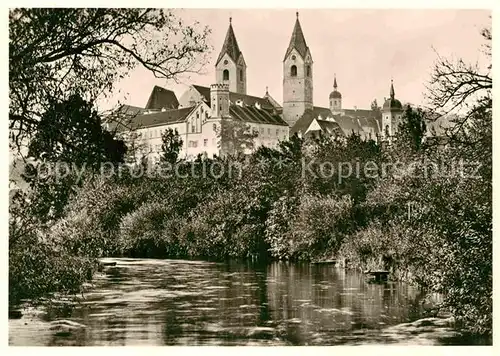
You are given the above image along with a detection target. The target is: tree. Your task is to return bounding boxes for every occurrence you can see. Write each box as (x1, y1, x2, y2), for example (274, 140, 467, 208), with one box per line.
(22, 94, 127, 221)
(9, 8, 211, 150)
(160, 128, 183, 165)
(396, 105, 427, 152)
(218, 119, 258, 157)
(370, 98, 382, 122)
(27, 94, 127, 169)
(426, 23, 491, 136)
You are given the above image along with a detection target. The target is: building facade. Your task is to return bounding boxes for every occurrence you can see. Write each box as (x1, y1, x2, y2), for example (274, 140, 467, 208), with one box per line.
(116, 12, 404, 162)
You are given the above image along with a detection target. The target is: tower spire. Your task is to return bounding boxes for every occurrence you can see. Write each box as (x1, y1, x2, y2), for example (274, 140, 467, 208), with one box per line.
(390, 79, 395, 99)
(216, 17, 241, 65)
(334, 74, 338, 90)
(284, 11, 309, 60)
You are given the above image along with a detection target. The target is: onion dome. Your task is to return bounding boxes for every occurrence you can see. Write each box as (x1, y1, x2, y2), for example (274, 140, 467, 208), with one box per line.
(329, 76, 342, 99)
(383, 79, 402, 111)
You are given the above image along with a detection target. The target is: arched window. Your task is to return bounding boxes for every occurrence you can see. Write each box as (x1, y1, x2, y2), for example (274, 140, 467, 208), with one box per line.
(290, 65, 297, 77)
(306, 65, 311, 77)
(385, 125, 390, 137)
(240, 69, 243, 80)
(223, 69, 229, 81)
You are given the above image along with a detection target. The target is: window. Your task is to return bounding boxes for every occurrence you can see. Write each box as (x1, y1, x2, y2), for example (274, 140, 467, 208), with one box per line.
(267, 128, 271, 135)
(334, 100, 337, 106)
(290, 65, 297, 77)
(191, 124, 196, 133)
(223, 69, 229, 81)
(224, 59, 228, 65)
(188, 140, 198, 148)
(385, 125, 390, 136)
(149, 130, 152, 138)
(196, 112, 199, 118)
(306, 65, 311, 77)
(205, 112, 209, 120)
(291, 55, 296, 60)
(240, 69, 243, 81)
(260, 128, 264, 135)
(276, 129, 279, 136)
(204, 139, 208, 147)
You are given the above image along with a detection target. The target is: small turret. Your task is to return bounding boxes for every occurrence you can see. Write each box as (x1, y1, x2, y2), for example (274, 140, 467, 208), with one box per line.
(210, 83, 230, 118)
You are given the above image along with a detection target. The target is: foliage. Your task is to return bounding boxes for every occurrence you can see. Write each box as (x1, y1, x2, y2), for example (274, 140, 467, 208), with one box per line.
(396, 105, 427, 152)
(27, 94, 127, 168)
(269, 195, 352, 260)
(160, 128, 183, 164)
(9, 8, 211, 148)
(218, 119, 258, 156)
(120, 201, 182, 258)
(9, 191, 96, 306)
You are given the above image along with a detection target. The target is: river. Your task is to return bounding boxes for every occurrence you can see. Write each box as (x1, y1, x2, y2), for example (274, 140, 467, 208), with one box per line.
(9, 258, 463, 346)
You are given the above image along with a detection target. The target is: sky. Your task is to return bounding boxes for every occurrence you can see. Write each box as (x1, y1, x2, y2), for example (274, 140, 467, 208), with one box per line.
(105, 8, 491, 111)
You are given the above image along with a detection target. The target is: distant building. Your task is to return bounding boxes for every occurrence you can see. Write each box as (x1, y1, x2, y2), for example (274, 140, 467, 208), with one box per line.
(115, 12, 404, 161)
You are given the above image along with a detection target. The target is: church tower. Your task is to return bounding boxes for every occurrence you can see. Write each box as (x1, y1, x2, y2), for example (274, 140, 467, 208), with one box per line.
(329, 75, 342, 115)
(381, 80, 403, 140)
(282, 12, 313, 127)
(215, 17, 247, 94)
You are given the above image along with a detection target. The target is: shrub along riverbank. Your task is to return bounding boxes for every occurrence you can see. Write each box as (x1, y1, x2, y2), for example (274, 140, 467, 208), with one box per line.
(10, 101, 492, 338)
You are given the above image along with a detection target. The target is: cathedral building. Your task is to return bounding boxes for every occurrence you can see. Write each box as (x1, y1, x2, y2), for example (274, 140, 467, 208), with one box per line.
(115, 12, 403, 161)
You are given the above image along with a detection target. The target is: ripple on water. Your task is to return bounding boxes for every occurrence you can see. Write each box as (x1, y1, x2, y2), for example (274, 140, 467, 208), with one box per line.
(10, 258, 455, 346)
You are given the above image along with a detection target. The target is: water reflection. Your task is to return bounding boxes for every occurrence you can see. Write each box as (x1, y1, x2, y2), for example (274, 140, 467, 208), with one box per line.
(10, 258, 430, 346)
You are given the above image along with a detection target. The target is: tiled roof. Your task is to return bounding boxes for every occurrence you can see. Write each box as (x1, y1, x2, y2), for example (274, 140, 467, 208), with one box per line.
(357, 117, 380, 134)
(284, 15, 309, 60)
(116, 104, 145, 117)
(192, 85, 211, 102)
(291, 109, 316, 134)
(216, 22, 242, 65)
(290, 109, 344, 136)
(117, 107, 194, 131)
(333, 115, 365, 135)
(312, 106, 334, 119)
(317, 120, 345, 136)
(343, 108, 374, 118)
(229, 104, 288, 126)
(263, 91, 283, 109)
(192, 85, 274, 110)
(145, 85, 179, 110)
(296, 106, 380, 138)
(230, 92, 274, 110)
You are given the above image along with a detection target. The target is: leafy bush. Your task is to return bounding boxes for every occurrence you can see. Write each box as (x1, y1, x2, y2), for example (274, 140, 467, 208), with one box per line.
(9, 193, 96, 306)
(266, 194, 352, 260)
(119, 201, 180, 258)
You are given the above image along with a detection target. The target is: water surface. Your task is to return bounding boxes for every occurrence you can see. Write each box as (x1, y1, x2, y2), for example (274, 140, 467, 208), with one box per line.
(9, 258, 444, 346)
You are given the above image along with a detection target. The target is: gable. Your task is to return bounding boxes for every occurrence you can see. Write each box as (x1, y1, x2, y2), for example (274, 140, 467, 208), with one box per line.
(217, 53, 237, 68)
(305, 118, 322, 134)
(145, 86, 179, 110)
